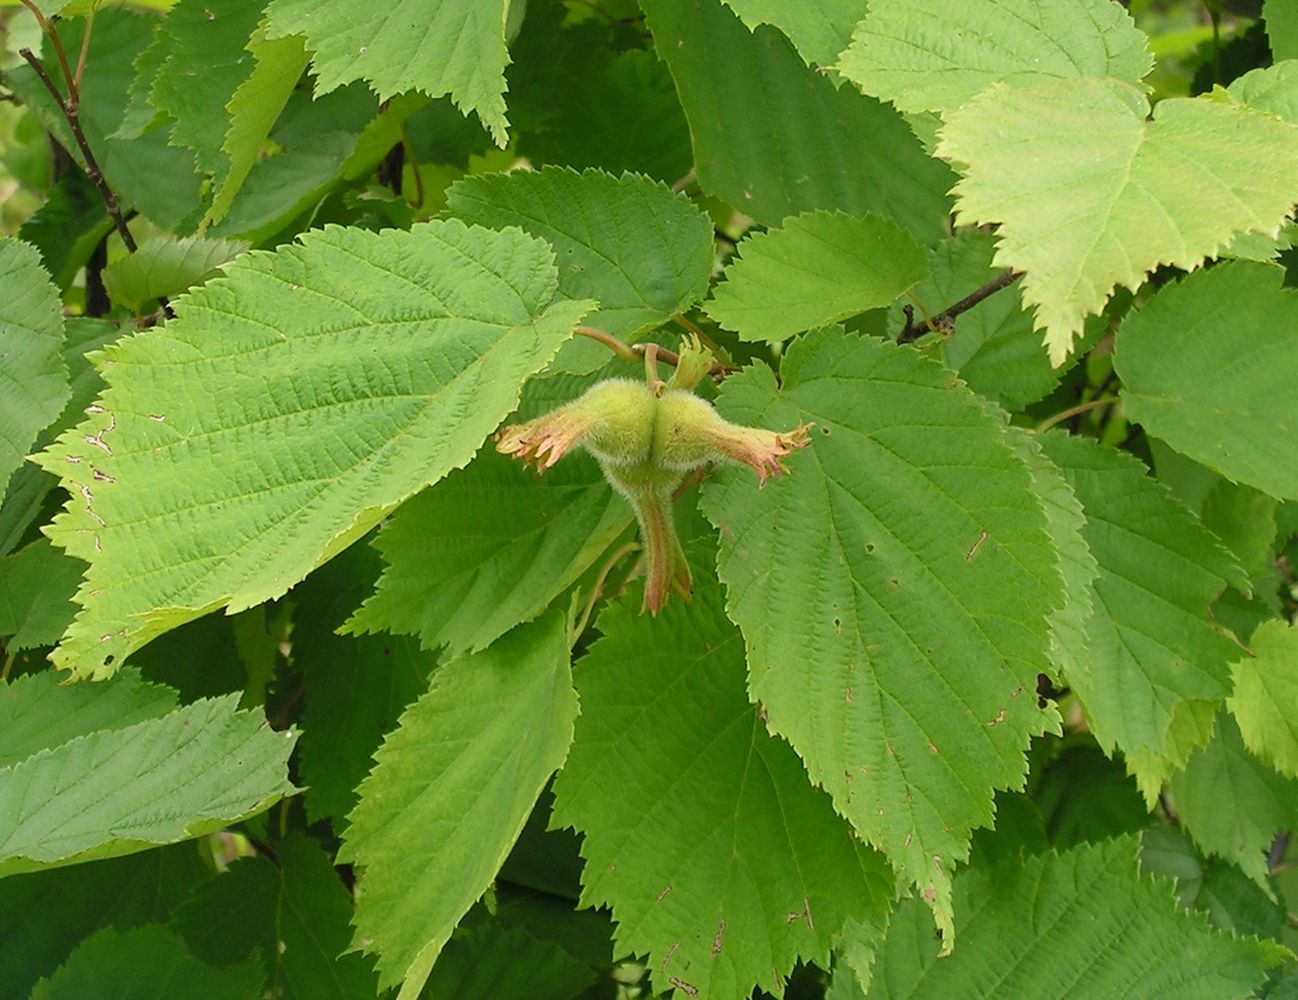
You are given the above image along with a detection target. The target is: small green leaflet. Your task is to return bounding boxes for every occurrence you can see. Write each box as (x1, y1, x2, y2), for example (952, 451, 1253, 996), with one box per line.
(0, 237, 67, 496)
(839, 0, 1151, 115)
(866, 837, 1285, 999)
(0, 689, 298, 875)
(1170, 713, 1298, 889)
(265, 0, 512, 145)
(936, 78, 1298, 364)
(700, 329, 1063, 942)
(719, 0, 860, 67)
(641, 0, 956, 244)
(102, 235, 248, 314)
(447, 168, 713, 373)
(553, 567, 893, 1000)
(1229, 620, 1298, 780)
(340, 613, 577, 998)
(36, 220, 592, 679)
(1114, 262, 1298, 501)
(1037, 434, 1245, 788)
(30, 926, 264, 1000)
(705, 211, 929, 344)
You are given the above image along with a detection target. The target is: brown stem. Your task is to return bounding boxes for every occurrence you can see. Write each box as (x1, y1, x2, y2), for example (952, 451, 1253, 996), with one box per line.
(18, 0, 75, 104)
(18, 46, 137, 252)
(575, 324, 638, 362)
(1034, 396, 1119, 434)
(898, 270, 1018, 344)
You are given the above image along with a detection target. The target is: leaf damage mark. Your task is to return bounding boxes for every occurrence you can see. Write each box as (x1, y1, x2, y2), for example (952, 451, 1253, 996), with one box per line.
(965, 530, 988, 562)
(712, 917, 726, 957)
(657, 884, 673, 901)
(669, 977, 699, 998)
(659, 941, 680, 973)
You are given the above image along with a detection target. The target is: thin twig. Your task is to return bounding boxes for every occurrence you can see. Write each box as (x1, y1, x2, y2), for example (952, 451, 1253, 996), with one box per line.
(18, 0, 75, 104)
(898, 270, 1018, 344)
(73, 6, 94, 94)
(575, 324, 638, 362)
(18, 46, 137, 251)
(1034, 396, 1119, 434)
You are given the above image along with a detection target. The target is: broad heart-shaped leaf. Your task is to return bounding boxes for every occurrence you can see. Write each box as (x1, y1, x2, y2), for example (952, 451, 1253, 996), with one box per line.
(936, 78, 1298, 365)
(0, 237, 67, 496)
(839, 0, 1151, 115)
(1114, 262, 1298, 501)
(552, 565, 894, 1000)
(1230, 621, 1298, 780)
(0, 668, 175, 768)
(340, 613, 577, 998)
(0, 693, 298, 875)
(102, 235, 247, 314)
(866, 836, 1285, 999)
(699, 329, 1063, 940)
(170, 833, 379, 998)
(641, 0, 956, 245)
(30, 926, 264, 1000)
(1171, 713, 1298, 890)
(265, 0, 511, 145)
(345, 447, 630, 656)
(35, 220, 592, 679)
(886, 231, 1068, 410)
(447, 168, 713, 373)
(719, 0, 860, 66)
(148, 0, 264, 176)
(704, 211, 929, 344)
(1036, 434, 1245, 784)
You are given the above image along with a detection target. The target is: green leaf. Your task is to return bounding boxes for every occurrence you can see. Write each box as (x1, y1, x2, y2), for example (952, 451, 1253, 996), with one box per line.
(1143, 824, 1287, 939)
(339, 613, 577, 997)
(641, 0, 956, 244)
(291, 543, 437, 824)
(866, 837, 1285, 999)
(345, 447, 630, 656)
(720, 0, 861, 66)
(886, 231, 1068, 410)
(102, 235, 248, 314)
(1265, 0, 1298, 61)
(699, 329, 1063, 939)
(1171, 713, 1298, 888)
(935, 79, 1298, 364)
(1202, 481, 1280, 582)
(17, 173, 113, 291)
(516, 47, 700, 183)
(839, 0, 1151, 115)
(1226, 62, 1298, 124)
(30, 926, 263, 1000)
(1037, 434, 1245, 778)
(1115, 262, 1298, 501)
(0, 236, 66, 496)
(1033, 741, 1149, 850)
(1003, 430, 1098, 684)
(423, 922, 597, 1000)
(1229, 620, 1298, 780)
(265, 0, 511, 145)
(0, 668, 175, 768)
(0, 540, 81, 653)
(0, 844, 210, 999)
(704, 211, 929, 343)
(148, 0, 264, 176)
(35, 220, 592, 679)
(0, 692, 297, 875)
(553, 567, 893, 1000)
(201, 29, 310, 230)
(170, 833, 379, 998)
(447, 167, 713, 372)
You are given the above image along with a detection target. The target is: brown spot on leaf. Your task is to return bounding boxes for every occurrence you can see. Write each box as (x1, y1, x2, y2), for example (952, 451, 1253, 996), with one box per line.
(712, 918, 726, 957)
(669, 977, 699, 998)
(657, 884, 672, 901)
(987, 708, 1006, 727)
(965, 530, 988, 562)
